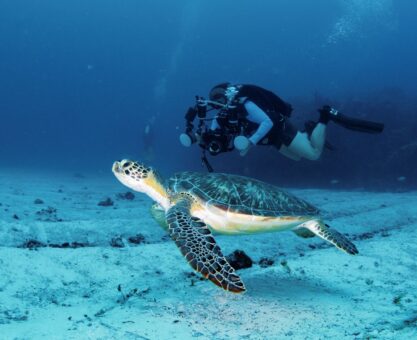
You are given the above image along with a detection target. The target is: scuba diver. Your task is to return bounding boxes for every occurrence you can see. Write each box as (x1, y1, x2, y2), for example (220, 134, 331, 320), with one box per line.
(179, 83, 384, 171)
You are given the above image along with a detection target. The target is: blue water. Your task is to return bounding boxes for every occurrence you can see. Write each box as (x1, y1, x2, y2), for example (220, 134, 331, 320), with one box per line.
(1, 3, 417, 338)
(1, 0, 416, 188)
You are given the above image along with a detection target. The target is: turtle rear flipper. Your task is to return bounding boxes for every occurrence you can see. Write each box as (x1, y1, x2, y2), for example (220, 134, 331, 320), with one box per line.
(292, 227, 315, 238)
(166, 195, 246, 293)
(301, 220, 359, 255)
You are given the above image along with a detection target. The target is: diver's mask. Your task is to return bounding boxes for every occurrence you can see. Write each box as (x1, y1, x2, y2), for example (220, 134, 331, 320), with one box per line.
(203, 87, 238, 111)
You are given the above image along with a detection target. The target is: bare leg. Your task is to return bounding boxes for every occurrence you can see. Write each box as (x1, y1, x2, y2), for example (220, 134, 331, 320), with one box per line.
(278, 144, 301, 161)
(279, 123, 327, 161)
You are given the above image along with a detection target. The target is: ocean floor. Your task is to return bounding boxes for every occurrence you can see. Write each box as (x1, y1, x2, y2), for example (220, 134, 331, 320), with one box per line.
(0, 170, 416, 339)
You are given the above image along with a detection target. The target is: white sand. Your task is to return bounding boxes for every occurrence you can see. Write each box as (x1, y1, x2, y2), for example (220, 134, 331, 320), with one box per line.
(0, 170, 416, 339)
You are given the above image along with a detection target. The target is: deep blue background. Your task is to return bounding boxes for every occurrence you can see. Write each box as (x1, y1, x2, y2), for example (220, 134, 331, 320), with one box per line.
(1, 1, 416, 188)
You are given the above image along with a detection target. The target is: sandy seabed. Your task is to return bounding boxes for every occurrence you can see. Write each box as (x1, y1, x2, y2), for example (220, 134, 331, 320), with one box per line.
(0, 170, 416, 339)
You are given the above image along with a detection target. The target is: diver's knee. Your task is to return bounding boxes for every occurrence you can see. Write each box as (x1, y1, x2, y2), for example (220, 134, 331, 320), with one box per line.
(278, 145, 302, 161)
(302, 151, 321, 161)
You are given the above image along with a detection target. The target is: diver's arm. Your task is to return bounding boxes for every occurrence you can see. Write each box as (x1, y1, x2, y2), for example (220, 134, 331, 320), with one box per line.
(244, 101, 273, 144)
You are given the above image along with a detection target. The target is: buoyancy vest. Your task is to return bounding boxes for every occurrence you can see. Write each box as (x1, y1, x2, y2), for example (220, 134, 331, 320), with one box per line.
(235, 84, 293, 119)
(230, 84, 293, 143)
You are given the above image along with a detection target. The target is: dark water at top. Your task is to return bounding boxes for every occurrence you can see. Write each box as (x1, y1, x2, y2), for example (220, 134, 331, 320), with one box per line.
(1, 0, 416, 189)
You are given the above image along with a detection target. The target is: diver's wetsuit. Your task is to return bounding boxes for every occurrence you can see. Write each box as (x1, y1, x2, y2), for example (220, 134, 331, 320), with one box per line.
(211, 84, 298, 149)
(210, 100, 298, 148)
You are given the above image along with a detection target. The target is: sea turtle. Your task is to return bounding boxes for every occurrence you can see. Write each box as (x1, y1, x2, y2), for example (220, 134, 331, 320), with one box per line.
(112, 159, 358, 293)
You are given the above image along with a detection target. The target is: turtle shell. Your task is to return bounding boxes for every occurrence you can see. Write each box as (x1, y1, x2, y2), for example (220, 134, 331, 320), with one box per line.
(169, 172, 319, 217)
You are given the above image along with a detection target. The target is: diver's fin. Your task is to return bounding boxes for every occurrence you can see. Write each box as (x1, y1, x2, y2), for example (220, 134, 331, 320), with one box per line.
(319, 106, 384, 134)
(302, 220, 359, 255)
(332, 113, 384, 134)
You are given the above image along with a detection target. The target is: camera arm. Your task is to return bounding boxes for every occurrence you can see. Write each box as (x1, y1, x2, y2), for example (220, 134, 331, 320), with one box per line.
(184, 106, 197, 133)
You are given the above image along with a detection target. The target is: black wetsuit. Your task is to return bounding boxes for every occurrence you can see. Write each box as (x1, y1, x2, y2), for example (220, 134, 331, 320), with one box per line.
(226, 84, 297, 148)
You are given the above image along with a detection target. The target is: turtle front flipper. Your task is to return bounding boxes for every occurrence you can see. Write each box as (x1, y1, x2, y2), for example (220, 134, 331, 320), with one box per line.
(166, 195, 246, 293)
(300, 220, 359, 255)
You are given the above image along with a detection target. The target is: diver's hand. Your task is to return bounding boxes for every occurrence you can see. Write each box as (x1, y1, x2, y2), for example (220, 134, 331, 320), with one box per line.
(240, 141, 254, 156)
(234, 136, 253, 156)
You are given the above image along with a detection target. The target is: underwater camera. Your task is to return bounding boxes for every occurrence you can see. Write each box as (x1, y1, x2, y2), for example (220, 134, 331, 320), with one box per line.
(199, 129, 234, 156)
(181, 96, 242, 156)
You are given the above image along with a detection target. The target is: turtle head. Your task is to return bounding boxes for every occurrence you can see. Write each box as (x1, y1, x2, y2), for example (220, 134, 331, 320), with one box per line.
(112, 159, 151, 191)
(112, 159, 170, 209)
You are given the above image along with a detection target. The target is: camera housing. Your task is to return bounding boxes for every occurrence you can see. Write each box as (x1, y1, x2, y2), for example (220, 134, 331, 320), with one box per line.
(181, 95, 245, 156)
(199, 129, 233, 156)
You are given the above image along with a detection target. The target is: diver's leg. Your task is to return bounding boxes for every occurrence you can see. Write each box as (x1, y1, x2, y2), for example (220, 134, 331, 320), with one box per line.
(280, 123, 327, 161)
(275, 120, 301, 160)
(310, 122, 327, 152)
(278, 144, 301, 161)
